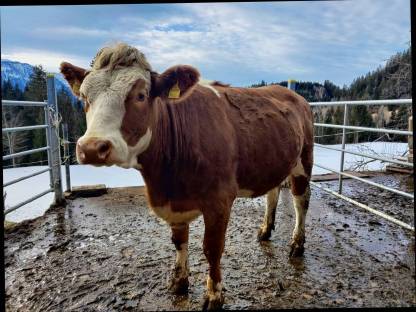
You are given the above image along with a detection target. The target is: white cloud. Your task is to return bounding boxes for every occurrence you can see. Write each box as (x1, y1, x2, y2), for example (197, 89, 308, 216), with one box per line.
(1, 48, 90, 72)
(3, 0, 409, 86)
(120, 2, 314, 78)
(33, 26, 112, 38)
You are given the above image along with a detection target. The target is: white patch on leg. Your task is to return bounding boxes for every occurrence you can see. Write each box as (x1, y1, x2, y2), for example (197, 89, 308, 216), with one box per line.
(199, 79, 220, 98)
(260, 187, 280, 231)
(206, 276, 223, 302)
(292, 193, 307, 240)
(175, 242, 189, 279)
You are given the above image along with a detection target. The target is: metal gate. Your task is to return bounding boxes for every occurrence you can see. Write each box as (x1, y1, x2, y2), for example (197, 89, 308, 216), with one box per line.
(2, 74, 64, 215)
(310, 99, 414, 231)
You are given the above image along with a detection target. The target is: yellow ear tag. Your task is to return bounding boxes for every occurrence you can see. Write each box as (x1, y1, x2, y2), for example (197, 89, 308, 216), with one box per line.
(168, 82, 181, 99)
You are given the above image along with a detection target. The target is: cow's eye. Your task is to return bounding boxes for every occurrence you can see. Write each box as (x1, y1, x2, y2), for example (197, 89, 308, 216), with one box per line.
(137, 93, 145, 102)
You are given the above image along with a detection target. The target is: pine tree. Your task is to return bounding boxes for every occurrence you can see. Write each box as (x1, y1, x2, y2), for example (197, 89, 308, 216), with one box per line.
(322, 107, 336, 144)
(332, 106, 344, 144)
(2, 80, 29, 166)
(349, 106, 375, 143)
(22, 65, 48, 165)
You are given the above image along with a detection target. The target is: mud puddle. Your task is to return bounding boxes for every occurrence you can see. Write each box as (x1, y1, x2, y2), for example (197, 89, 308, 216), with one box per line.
(4, 174, 415, 311)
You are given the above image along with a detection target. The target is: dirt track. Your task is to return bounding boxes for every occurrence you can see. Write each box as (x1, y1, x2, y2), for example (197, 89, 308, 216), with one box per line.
(4, 173, 415, 311)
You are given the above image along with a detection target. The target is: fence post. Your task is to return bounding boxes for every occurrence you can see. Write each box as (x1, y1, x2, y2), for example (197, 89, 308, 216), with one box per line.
(62, 123, 71, 192)
(408, 116, 413, 163)
(44, 100, 54, 188)
(47, 74, 64, 205)
(288, 79, 297, 91)
(338, 103, 349, 194)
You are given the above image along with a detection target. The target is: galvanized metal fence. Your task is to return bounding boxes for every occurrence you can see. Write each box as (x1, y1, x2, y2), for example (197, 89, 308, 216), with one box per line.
(3, 76, 413, 233)
(2, 74, 64, 215)
(309, 99, 414, 231)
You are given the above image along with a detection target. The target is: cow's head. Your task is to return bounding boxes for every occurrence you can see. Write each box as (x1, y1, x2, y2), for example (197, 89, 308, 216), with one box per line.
(60, 43, 199, 169)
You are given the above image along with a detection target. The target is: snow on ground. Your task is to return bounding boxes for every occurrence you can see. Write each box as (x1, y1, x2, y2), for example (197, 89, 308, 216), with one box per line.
(313, 141, 409, 174)
(3, 142, 409, 223)
(4, 165, 143, 223)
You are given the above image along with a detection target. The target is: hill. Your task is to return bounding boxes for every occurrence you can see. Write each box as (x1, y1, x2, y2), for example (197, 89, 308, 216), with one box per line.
(1, 59, 78, 104)
(250, 47, 412, 144)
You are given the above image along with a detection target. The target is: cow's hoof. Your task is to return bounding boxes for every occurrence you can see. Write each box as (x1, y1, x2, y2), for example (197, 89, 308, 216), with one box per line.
(257, 228, 272, 241)
(289, 240, 305, 258)
(202, 293, 224, 311)
(168, 276, 189, 294)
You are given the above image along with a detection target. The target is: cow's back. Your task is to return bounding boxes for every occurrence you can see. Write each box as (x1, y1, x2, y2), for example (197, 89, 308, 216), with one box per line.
(219, 84, 313, 196)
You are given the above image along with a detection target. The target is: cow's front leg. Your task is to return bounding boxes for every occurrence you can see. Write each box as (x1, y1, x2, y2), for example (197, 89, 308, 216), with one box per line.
(168, 223, 189, 294)
(202, 203, 231, 311)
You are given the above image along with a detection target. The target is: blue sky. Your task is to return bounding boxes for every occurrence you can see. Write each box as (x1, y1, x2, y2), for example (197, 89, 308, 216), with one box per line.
(0, 1, 411, 87)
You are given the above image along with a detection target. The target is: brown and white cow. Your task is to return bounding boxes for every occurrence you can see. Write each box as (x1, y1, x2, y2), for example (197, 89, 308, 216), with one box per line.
(60, 43, 314, 310)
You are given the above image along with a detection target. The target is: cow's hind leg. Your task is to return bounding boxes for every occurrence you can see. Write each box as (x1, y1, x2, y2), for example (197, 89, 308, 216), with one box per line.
(289, 173, 311, 257)
(258, 186, 280, 241)
(168, 223, 190, 294)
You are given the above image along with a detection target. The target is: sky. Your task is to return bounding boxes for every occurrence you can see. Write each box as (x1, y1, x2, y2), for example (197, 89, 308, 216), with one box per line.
(0, 1, 411, 87)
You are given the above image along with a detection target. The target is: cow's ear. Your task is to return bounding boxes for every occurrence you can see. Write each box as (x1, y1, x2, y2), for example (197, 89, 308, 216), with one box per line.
(150, 65, 200, 101)
(60, 62, 89, 97)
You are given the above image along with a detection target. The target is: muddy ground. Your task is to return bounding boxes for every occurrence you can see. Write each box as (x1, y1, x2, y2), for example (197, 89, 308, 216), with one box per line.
(4, 173, 415, 311)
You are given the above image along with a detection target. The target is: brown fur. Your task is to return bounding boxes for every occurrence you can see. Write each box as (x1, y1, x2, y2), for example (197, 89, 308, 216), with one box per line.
(150, 66, 200, 100)
(128, 80, 313, 203)
(59, 62, 89, 97)
(61, 49, 314, 308)
(171, 224, 189, 250)
(92, 43, 152, 72)
(124, 73, 313, 303)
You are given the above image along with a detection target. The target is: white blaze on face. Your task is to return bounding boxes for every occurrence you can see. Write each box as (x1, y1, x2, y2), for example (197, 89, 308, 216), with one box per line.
(78, 66, 151, 168)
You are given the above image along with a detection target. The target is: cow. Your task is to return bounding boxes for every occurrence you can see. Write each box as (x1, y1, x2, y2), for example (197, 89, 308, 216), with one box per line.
(60, 43, 314, 310)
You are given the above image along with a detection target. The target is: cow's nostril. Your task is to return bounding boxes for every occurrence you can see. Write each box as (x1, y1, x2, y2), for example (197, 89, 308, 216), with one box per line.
(96, 141, 111, 160)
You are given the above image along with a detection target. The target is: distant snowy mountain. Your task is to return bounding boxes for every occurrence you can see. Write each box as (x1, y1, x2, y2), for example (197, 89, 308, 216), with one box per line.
(1, 59, 78, 104)
(1, 59, 34, 91)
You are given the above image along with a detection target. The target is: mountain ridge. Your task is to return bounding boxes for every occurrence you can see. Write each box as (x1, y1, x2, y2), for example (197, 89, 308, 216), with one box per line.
(1, 59, 77, 104)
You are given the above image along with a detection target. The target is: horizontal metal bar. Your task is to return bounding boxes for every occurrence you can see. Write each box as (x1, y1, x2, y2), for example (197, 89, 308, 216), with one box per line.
(3, 167, 51, 187)
(314, 163, 414, 199)
(310, 181, 414, 231)
(2, 146, 50, 161)
(2, 100, 47, 107)
(314, 143, 413, 168)
(310, 99, 412, 107)
(2, 125, 48, 133)
(314, 123, 412, 136)
(4, 188, 53, 215)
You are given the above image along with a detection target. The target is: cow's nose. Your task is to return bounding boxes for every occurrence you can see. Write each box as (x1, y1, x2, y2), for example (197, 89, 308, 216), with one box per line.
(77, 138, 112, 164)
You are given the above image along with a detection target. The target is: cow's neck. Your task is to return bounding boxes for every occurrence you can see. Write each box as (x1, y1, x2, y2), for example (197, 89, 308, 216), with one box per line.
(137, 99, 190, 206)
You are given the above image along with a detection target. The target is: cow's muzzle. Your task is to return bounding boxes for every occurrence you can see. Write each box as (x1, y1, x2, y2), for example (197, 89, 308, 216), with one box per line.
(76, 138, 113, 165)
